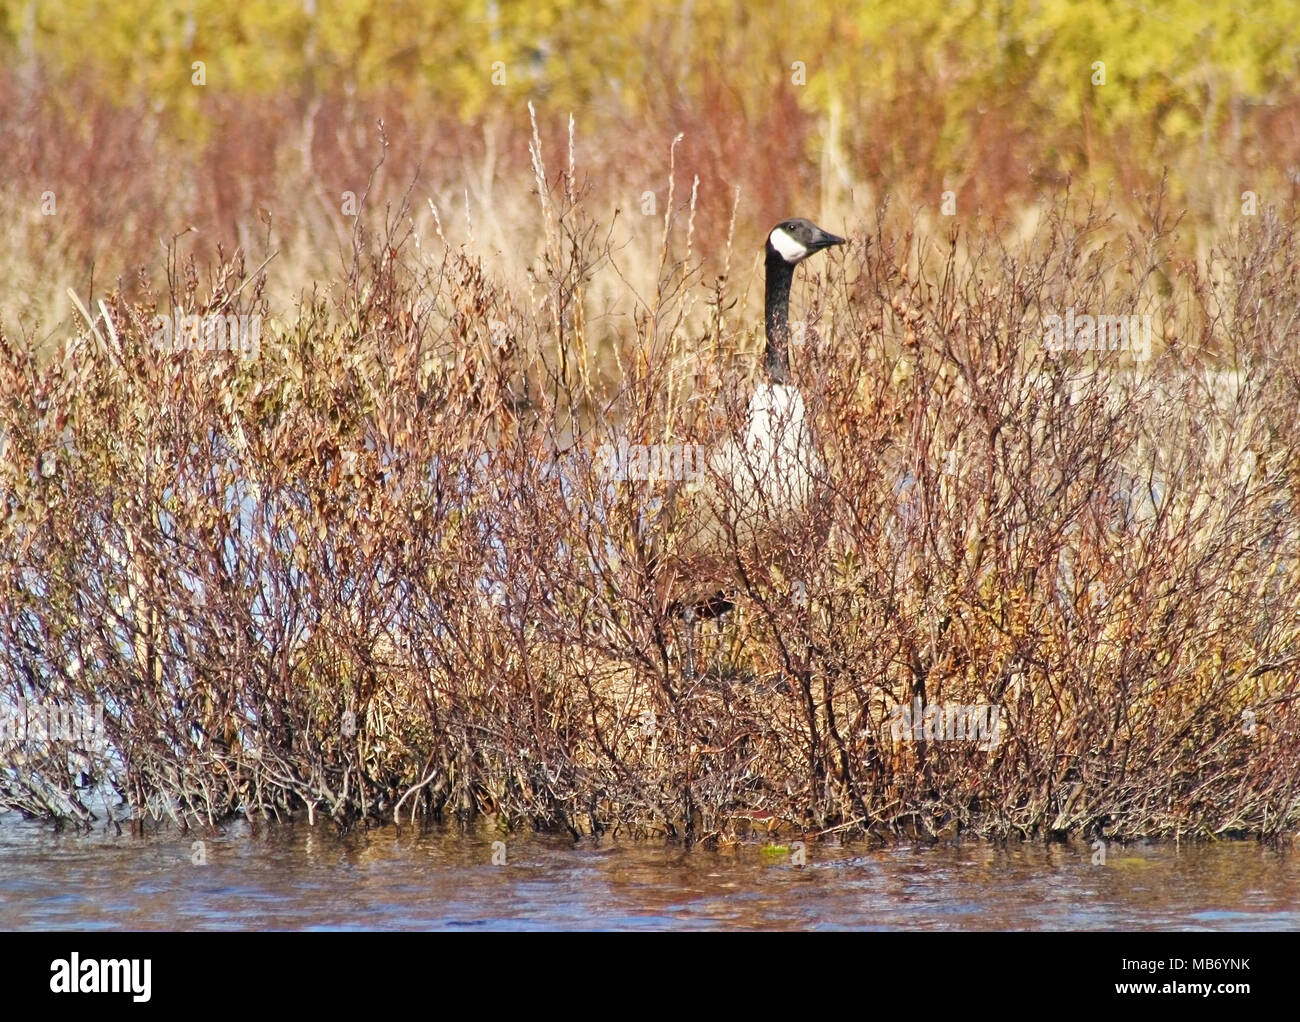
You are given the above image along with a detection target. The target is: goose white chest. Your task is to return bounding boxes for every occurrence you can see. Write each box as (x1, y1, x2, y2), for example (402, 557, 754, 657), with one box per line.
(709, 383, 821, 518)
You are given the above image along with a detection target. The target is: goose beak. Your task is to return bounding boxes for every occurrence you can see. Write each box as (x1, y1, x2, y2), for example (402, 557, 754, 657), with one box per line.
(812, 227, 846, 251)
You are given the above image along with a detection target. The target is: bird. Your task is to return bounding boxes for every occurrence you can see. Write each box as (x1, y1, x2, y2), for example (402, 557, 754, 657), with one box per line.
(642, 218, 845, 675)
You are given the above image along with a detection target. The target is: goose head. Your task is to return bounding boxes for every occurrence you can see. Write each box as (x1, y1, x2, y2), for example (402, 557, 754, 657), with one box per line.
(764, 218, 844, 385)
(766, 218, 845, 264)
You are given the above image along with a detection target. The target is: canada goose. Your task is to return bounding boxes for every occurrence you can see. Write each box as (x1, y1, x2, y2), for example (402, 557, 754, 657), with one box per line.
(645, 218, 844, 670)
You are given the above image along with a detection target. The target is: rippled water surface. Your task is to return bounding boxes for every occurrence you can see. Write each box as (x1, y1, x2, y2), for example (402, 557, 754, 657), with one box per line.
(1, 816, 1296, 930)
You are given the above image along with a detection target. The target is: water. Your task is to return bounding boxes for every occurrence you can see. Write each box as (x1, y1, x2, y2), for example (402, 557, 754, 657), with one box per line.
(1, 815, 1296, 930)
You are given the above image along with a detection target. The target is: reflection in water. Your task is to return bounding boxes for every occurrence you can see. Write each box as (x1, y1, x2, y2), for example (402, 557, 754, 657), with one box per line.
(1, 815, 1296, 930)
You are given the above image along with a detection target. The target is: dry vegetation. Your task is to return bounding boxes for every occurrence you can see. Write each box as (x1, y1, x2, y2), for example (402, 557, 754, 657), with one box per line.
(2, 43, 1300, 842)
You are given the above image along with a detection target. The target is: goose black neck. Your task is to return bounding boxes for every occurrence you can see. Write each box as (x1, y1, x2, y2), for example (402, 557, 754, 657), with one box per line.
(764, 248, 795, 385)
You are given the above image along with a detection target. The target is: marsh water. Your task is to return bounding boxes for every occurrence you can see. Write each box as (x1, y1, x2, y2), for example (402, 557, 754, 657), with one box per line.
(1, 815, 1296, 930)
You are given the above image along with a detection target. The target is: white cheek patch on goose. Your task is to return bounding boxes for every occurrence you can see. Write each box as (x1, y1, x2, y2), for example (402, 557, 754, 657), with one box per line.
(769, 227, 809, 263)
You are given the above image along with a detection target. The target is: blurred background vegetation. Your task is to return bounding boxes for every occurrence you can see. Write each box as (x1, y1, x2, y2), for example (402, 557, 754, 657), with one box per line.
(6, 0, 1296, 128)
(2, 1, 1299, 339)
